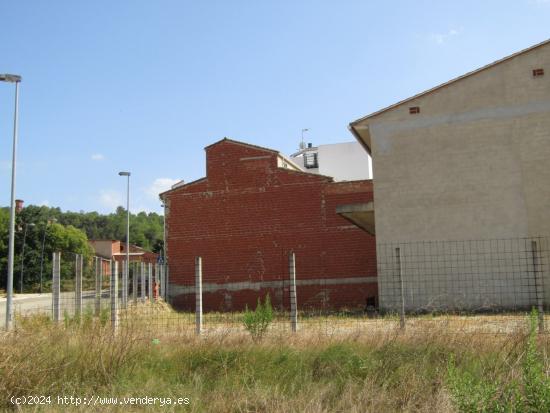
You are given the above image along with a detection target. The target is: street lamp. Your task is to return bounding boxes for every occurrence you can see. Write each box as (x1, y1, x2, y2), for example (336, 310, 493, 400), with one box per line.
(1, 73, 22, 331)
(118, 171, 130, 307)
(39, 218, 57, 295)
(19, 222, 35, 294)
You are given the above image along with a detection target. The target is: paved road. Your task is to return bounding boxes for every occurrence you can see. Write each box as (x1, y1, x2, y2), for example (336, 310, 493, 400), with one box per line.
(0, 290, 110, 319)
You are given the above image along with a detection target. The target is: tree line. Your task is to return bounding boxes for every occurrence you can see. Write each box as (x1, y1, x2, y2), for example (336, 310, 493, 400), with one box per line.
(0, 205, 164, 292)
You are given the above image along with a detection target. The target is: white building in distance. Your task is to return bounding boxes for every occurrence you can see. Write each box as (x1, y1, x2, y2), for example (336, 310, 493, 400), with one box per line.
(290, 141, 372, 181)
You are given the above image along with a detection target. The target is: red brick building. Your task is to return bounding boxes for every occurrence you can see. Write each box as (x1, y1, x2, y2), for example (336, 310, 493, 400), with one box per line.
(89, 240, 159, 274)
(160, 139, 377, 312)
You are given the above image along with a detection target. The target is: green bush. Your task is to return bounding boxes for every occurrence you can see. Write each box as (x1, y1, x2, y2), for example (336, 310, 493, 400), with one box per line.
(447, 309, 550, 412)
(243, 294, 273, 342)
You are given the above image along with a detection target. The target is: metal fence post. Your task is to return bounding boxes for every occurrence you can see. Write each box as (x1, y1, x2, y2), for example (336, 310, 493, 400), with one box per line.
(75, 254, 83, 317)
(289, 252, 298, 333)
(94, 257, 101, 316)
(195, 257, 203, 335)
(148, 263, 153, 303)
(110, 260, 118, 332)
(532, 240, 545, 333)
(52, 252, 61, 323)
(396, 247, 405, 329)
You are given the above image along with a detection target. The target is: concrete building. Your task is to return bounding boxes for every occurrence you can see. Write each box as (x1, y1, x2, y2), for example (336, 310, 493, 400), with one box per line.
(160, 138, 377, 312)
(349, 40, 550, 311)
(290, 141, 372, 180)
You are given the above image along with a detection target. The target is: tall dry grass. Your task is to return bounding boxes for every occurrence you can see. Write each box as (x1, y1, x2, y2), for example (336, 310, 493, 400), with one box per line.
(0, 309, 548, 412)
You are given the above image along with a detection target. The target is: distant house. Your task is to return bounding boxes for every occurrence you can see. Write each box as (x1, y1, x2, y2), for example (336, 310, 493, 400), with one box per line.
(89, 239, 158, 265)
(290, 141, 372, 181)
(160, 138, 377, 312)
(349, 39, 550, 311)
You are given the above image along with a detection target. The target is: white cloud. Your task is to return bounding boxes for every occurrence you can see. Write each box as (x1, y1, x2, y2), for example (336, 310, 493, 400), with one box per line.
(431, 27, 463, 45)
(99, 190, 123, 210)
(145, 178, 181, 199)
(131, 205, 156, 214)
(91, 153, 105, 161)
(38, 200, 50, 207)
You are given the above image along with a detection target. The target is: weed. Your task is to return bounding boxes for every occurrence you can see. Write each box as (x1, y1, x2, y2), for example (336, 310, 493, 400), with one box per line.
(243, 294, 273, 342)
(447, 308, 550, 412)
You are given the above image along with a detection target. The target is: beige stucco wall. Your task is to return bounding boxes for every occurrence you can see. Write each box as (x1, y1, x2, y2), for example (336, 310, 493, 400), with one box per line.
(354, 42, 550, 311)
(366, 44, 550, 243)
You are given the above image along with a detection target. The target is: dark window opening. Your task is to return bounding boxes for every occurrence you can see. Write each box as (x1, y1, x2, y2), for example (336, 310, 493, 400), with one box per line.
(409, 106, 420, 114)
(303, 152, 318, 169)
(533, 68, 544, 77)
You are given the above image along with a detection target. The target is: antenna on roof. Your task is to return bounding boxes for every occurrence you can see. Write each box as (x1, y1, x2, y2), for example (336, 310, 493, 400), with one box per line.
(300, 128, 309, 150)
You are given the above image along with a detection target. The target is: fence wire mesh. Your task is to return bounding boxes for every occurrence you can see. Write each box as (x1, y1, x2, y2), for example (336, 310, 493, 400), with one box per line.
(4, 236, 549, 338)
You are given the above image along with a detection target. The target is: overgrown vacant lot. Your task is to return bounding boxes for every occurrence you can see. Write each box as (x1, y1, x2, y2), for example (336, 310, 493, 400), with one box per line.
(1, 312, 549, 412)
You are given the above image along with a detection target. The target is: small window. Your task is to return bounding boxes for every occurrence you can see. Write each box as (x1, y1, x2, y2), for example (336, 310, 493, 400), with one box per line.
(533, 68, 544, 77)
(409, 106, 420, 114)
(303, 152, 318, 169)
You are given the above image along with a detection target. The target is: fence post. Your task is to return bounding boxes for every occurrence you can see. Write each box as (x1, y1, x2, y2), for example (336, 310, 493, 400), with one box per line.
(195, 257, 203, 335)
(148, 263, 153, 303)
(532, 240, 545, 333)
(165, 264, 169, 303)
(75, 254, 83, 318)
(121, 260, 127, 309)
(110, 260, 118, 332)
(289, 252, 298, 333)
(52, 252, 61, 323)
(133, 262, 138, 304)
(396, 247, 405, 329)
(158, 264, 164, 300)
(95, 257, 101, 316)
(140, 262, 146, 301)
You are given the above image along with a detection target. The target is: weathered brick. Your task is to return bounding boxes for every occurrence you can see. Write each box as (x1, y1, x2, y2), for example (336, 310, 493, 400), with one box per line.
(162, 139, 377, 312)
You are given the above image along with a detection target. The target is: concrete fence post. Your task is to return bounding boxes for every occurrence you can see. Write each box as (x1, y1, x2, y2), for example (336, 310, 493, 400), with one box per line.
(94, 257, 101, 317)
(396, 247, 405, 330)
(195, 257, 203, 335)
(110, 260, 119, 332)
(289, 252, 298, 333)
(133, 262, 138, 304)
(75, 254, 83, 318)
(165, 264, 170, 303)
(532, 240, 545, 333)
(148, 263, 153, 303)
(121, 260, 128, 309)
(140, 262, 146, 301)
(159, 264, 164, 300)
(52, 252, 61, 323)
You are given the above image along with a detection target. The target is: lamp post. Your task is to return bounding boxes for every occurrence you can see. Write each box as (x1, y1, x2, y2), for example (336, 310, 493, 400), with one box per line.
(119, 171, 130, 308)
(1, 73, 22, 331)
(19, 222, 35, 294)
(39, 218, 56, 295)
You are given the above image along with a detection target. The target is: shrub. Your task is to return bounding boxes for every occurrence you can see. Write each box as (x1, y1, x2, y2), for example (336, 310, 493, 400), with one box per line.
(447, 308, 550, 412)
(243, 294, 273, 342)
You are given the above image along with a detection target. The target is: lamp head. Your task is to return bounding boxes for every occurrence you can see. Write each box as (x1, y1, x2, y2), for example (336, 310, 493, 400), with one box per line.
(118, 171, 131, 176)
(0, 74, 22, 83)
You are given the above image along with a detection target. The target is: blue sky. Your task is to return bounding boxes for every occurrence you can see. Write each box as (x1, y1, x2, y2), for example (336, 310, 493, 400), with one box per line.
(1, 0, 549, 214)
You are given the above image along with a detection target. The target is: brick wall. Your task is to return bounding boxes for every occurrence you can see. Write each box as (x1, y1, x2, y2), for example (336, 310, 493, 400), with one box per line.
(163, 139, 377, 312)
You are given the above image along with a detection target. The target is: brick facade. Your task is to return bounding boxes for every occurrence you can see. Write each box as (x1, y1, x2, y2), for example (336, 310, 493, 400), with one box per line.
(161, 139, 377, 312)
